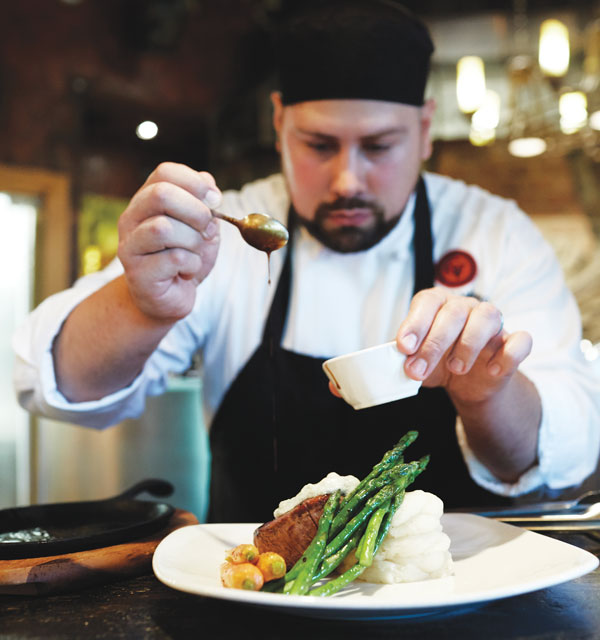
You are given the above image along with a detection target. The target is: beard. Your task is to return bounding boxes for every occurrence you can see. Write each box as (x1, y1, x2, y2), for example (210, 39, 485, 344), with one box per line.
(293, 197, 402, 253)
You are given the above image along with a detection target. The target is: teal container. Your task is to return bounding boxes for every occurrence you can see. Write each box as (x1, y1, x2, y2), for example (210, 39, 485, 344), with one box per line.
(118, 374, 211, 522)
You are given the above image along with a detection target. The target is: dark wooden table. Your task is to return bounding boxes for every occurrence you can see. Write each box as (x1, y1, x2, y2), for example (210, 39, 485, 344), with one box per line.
(1, 532, 599, 640)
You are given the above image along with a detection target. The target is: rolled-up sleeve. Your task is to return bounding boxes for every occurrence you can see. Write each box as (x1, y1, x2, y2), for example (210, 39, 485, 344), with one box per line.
(459, 206, 600, 495)
(12, 259, 194, 429)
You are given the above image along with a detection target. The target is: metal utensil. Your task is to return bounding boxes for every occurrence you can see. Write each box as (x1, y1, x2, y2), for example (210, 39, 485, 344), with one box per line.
(458, 489, 600, 518)
(453, 490, 600, 531)
(496, 501, 600, 530)
(494, 518, 600, 532)
(212, 210, 289, 254)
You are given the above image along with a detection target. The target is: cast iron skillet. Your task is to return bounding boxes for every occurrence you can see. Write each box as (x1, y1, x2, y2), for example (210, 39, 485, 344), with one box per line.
(0, 478, 176, 560)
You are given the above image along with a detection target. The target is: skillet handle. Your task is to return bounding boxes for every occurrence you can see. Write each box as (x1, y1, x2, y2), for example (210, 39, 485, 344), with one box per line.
(117, 479, 175, 500)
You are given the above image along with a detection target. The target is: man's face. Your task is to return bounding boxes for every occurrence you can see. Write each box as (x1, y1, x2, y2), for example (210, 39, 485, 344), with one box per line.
(272, 95, 435, 253)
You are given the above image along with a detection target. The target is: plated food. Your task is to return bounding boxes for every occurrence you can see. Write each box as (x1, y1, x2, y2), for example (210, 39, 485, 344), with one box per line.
(153, 500, 598, 619)
(153, 428, 598, 617)
(220, 430, 453, 596)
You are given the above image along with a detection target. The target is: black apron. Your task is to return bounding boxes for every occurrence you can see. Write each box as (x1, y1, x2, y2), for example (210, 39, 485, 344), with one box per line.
(208, 177, 508, 523)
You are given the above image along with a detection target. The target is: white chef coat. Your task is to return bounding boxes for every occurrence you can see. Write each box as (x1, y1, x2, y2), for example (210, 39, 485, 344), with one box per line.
(12, 172, 600, 497)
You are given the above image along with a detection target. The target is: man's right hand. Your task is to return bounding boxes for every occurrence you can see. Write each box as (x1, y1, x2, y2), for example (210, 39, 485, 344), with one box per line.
(52, 162, 222, 402)
(117, 162, 222, 322)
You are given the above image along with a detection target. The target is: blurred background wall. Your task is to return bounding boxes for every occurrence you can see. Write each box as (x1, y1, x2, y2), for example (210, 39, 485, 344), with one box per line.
(1, 0, 600, 516)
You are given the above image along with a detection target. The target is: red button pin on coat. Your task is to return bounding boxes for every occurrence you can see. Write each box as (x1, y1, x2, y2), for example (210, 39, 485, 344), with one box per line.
(435, 250, 477, 287)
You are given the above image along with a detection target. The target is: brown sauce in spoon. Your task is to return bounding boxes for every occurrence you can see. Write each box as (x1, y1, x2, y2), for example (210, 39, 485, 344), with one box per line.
(239, 221, 288, 285)
(212, 210, 289, 285)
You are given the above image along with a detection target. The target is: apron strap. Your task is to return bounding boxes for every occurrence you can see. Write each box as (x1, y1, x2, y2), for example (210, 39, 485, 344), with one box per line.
(412, 175, 435, 294)
(262, 208, 295, 349)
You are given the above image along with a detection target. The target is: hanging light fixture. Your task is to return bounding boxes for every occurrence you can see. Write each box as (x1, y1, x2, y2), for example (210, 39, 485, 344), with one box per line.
(505, 54, 549, 157)
(469, 89, 501, 146)
(507, 137, 548, 158)
(583, 19, 600, 139)
(454, 1, 600, 160)
(590, 110, 600, 131)
(559, 90, 588, 134)
(456, 56, 486, 115)
(538, 19, 570, 79)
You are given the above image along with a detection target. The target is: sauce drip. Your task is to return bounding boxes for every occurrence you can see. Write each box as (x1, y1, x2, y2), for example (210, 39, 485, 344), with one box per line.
(229, 215, 288, 286)
(211, 210, 289, 285)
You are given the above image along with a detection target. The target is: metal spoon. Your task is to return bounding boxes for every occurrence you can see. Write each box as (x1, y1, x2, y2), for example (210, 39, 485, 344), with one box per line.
(212, 210, 289, 254)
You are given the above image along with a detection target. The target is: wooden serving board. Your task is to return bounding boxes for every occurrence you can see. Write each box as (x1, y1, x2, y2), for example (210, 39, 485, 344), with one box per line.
(0, 509, 198, 596)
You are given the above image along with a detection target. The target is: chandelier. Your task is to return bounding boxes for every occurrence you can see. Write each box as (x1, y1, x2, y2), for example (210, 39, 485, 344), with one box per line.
(455, 2, 600, 160)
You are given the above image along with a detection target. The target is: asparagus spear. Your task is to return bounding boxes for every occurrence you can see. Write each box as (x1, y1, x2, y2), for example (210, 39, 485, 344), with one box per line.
(324, 483, 398, 557)
(343, 431, 418, 497)
(308, 490, 406, 597)
(287, 490, 340, 595)
(273, 456, 420, 588)
(329, 460, 419, 537)
(265, 432, 429, 596)
(357, 499, 390, 567)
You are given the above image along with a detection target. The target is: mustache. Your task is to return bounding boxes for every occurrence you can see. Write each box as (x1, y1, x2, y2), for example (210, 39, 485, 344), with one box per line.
(317, 197, 376, 214)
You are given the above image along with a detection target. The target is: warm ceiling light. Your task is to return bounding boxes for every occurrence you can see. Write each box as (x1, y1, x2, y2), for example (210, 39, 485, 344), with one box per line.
(539, 19, 570, 78)
(469, 127, 495, 147)
(469, 90, 500, 147)
(136, 120, 159, 140)
(456, 56, 486, 115)
(559, 91, 588, 133)
(589, 110, 600, 130)
(508, 137, 547, 158)
(471, 90, 500, 132)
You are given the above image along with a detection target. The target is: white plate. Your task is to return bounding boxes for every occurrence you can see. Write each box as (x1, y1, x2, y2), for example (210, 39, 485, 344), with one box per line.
(152, 514, 598, 620)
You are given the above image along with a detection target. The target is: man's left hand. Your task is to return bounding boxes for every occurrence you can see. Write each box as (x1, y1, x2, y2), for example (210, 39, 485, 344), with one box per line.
(395, 288, 533, 405)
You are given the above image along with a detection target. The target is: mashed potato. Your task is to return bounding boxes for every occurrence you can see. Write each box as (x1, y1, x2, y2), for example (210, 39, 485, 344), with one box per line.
(273, 472, 360, 518)
(274, 475, 453, 585)
(358, 490, 453, 584)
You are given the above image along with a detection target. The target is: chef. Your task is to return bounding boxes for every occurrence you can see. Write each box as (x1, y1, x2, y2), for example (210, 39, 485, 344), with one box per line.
(13, 0, 600, 521)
